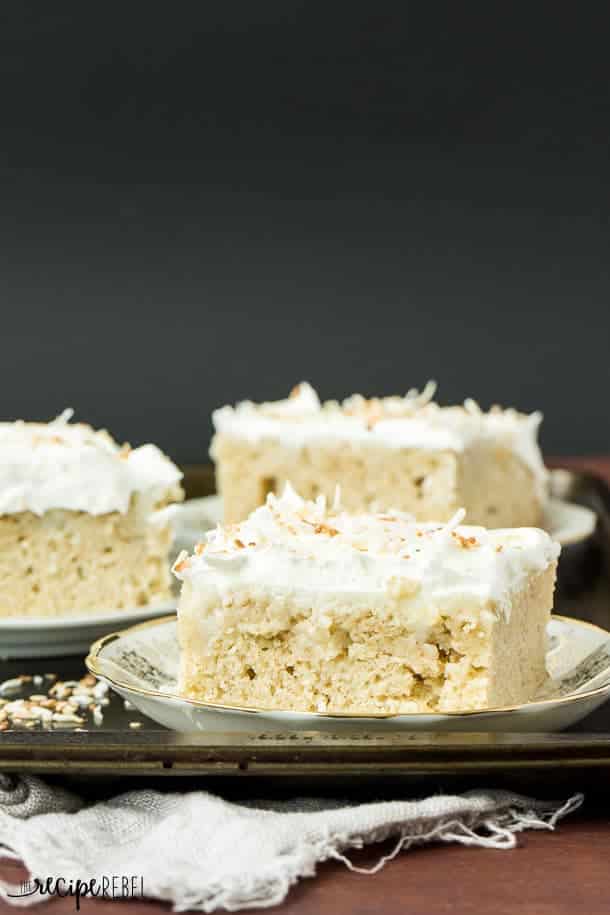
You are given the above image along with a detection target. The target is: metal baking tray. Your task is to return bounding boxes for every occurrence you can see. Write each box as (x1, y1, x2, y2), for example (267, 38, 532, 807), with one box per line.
(1, 465, 610, 784)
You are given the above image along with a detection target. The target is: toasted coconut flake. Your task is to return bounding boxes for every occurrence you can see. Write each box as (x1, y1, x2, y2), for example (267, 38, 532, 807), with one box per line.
(53, 408, 75, 425)
(405, 379, 437, 408)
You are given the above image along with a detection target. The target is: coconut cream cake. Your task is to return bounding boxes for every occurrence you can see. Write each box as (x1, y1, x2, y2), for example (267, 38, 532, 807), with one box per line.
(0, 410, 183, 618)
(210, 382, 548, 527)
(174, 486, 559, 714)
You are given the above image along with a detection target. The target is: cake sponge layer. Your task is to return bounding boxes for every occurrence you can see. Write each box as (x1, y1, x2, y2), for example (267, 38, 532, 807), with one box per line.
(0, 496, 175, 618)
(178, 566, 555, 714)
(213, 435, 542, 527)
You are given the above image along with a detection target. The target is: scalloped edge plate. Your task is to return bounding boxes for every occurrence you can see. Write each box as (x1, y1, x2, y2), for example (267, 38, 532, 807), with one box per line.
(87, 614, 610, 734)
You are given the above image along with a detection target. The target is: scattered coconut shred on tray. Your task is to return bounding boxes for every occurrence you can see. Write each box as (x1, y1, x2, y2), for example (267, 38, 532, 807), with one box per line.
(0, 672, 113, 731)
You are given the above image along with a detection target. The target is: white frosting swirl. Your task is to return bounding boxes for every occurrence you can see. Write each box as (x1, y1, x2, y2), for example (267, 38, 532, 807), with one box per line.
(211, 382, 548, 496)
(174, 485, 560, 620)
(0, 411, 183, 516)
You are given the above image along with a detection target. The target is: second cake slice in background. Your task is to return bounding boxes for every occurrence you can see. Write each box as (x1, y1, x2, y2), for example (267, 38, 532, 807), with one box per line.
(210, 382, 548, 527)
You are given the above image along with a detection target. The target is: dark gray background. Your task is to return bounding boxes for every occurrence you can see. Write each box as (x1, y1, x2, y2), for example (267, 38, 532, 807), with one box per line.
(2, 3, 609, 462)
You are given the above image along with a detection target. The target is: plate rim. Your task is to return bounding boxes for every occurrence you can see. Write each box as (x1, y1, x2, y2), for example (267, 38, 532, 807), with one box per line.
(85, 613, 610, 722)
(0, 599, 176, 631)
(543, 497, 597, 545)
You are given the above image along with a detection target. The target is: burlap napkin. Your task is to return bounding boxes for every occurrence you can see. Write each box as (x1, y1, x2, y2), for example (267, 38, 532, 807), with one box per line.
(0, 775, 582, 911)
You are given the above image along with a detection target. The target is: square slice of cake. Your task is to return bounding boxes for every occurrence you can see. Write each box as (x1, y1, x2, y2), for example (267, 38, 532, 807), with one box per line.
(174, 486, 560, 714)
(0, 410, 184, 618)
(210, 382, 548, 527)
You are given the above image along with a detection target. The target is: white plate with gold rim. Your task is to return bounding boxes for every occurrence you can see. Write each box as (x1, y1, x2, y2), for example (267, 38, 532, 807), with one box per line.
(169, 495, 596, 551)
(86, 614, 610, 734)
(0, 601, 175, 660)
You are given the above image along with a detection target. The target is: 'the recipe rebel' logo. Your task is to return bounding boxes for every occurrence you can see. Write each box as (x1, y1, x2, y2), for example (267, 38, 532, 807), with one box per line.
(8, 875, 145, 909)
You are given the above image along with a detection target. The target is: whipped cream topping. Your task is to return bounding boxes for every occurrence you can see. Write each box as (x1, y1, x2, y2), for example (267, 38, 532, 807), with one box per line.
(0, 410, 183, 516)
(211, 382, 548, 495)
(174, 485, 560, 620)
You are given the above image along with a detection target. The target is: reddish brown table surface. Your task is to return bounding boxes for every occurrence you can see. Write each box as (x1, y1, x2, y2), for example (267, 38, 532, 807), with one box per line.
(1, 456, 609, 915)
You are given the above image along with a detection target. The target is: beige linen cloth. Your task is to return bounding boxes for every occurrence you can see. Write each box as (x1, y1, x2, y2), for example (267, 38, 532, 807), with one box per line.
(0, 775, 582, 911)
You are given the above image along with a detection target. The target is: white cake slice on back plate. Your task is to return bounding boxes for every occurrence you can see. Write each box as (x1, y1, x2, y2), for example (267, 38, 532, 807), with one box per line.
(0, 410, 183, 618)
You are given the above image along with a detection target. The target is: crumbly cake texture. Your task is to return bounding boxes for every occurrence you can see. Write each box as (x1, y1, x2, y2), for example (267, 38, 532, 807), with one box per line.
(210, 382, 548, 527)
(0, 411, 183, 618)
(174, 486, 560, 715)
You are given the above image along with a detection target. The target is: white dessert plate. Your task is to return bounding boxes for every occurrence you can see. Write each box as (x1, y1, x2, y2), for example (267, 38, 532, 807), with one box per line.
(0, 601, 175, 660)
(169, 495, 596, 549)
(86, 614, 610, 734)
